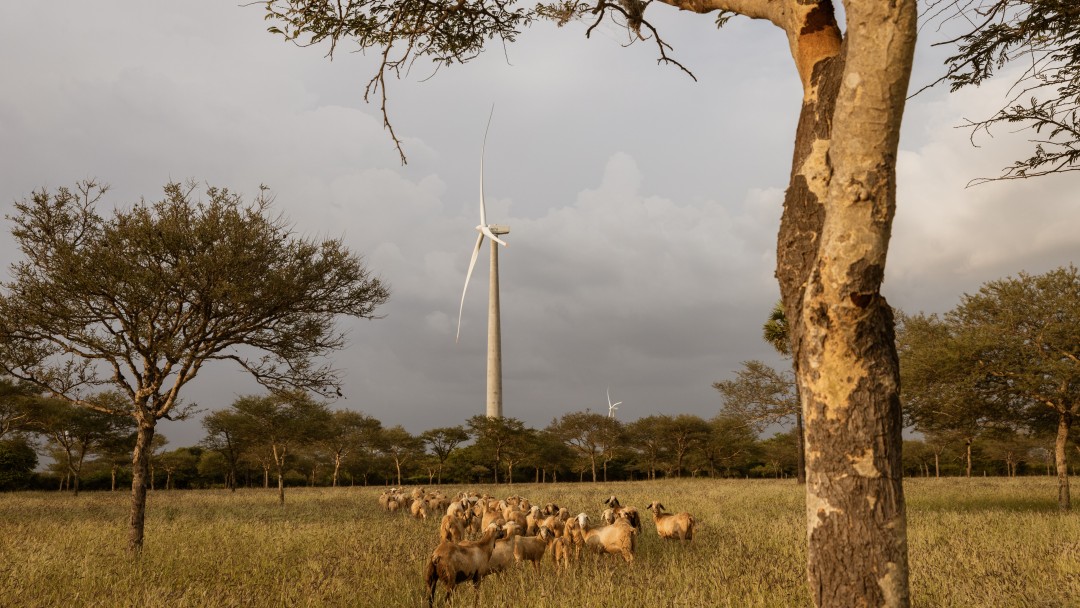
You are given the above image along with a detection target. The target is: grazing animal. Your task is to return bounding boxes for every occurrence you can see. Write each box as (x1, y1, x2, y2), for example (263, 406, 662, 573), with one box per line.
(602, 495, 641, 531)
(513, 526, 556, 569)
(578, 513, 637, 563)
(438, 514, 465, 543)
(646, 501, 695, 541)
(550, 534, 574, 569)
(424, 523, 504, 607)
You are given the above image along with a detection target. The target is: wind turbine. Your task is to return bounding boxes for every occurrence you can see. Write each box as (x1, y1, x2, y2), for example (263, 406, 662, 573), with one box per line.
(607, 388, 622, 419)
(456, 107, 509, 419)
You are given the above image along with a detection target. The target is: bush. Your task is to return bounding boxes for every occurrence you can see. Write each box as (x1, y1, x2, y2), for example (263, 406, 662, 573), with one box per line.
(0, 438, 38, 490)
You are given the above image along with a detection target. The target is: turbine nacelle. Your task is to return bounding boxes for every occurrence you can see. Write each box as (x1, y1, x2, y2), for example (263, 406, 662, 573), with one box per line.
(607, 388, 623, 419)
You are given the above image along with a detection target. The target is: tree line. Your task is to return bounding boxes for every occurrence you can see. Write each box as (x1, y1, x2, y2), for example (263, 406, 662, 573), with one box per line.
(4, 264, 1076, 499)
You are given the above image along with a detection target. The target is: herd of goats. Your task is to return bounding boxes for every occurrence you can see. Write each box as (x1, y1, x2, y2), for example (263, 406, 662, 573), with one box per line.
(376, 488, 696, 606)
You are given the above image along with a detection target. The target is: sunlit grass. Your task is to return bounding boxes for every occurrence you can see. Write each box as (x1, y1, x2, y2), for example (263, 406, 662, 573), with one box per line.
(0, 477, 1077, 606)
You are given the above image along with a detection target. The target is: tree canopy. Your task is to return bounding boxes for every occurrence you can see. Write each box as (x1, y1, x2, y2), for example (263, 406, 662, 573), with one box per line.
(927, 0, 1080, 181)
(0, 179, 389, 551)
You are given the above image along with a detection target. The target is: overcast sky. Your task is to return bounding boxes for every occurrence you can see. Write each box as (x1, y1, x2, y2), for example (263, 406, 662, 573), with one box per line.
(1, 2, 1076, 448)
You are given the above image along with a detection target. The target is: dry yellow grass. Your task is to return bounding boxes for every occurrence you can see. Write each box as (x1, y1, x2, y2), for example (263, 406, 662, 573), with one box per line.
(0, 477, 1077, 607)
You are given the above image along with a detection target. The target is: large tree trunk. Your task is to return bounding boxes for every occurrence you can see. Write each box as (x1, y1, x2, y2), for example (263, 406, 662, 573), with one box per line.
(129, 421, 155, 554)
(774, 1, 916, 605)
(1056, 411, 1072, 510)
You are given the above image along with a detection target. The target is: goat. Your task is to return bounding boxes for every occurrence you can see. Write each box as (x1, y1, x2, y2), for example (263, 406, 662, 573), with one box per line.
(514, 526, 556, 570)
(424, 523, 504, 607)
(646, 501, 695, 541)
(550, 534, 574, 570)
(602, 495, 641, 531)
(485, 521, 524, 574)
(578, 513, 637, 563)
(411, 498, 430, 520)
(438, 514, 465, 543)
(563, 513, 586, 560)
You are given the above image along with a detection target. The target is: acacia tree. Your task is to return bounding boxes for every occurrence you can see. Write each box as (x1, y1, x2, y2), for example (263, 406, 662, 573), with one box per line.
(467, 415, 527, 484)
(0, 180, 389, 552)
(319, 410, 381, 487)
(762, 302, 806, 484)
(950, 265, 1080, 509)
(230, 392, 331, 504)
(420, 425, 469, 484)
(201, 409, 250, 491)
(926, 0, 1080, 181)
(34, 395, 134, 496)
(379, 425, 424, 485)
(657, 414, 710, 478)
(0, 377, 37, 440)
(626, 415, 670, 481)
(262, 0, 917, 602)
(551, 411, 620, 483)
(895, 312, 1005, 478)
(713, 360, 798, 454)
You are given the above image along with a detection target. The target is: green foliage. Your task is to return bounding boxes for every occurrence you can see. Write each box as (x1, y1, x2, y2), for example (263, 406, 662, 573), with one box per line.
(0, 438, 37, 490)
(0, 180, 389, 423)
(929, 0, 1080, 179)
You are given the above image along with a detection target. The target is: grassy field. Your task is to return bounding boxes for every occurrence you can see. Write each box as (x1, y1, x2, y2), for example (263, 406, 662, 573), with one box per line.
(1, 477, 1078, 607)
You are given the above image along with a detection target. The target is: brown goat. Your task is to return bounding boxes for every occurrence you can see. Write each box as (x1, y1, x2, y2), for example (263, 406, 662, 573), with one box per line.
(424, 523, 504, 607)
(578, 513, 637, 563)
(646, 501, 695, 541)
(438, 514, 465, 543)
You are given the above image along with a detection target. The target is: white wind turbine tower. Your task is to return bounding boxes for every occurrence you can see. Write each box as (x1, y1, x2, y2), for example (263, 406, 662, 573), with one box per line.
(607, 388, 622, 419)
(457, 108, 509, 419)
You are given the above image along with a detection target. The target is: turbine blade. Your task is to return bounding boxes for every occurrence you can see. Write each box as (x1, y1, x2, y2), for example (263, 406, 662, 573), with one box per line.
(480, 225, 508, 247)
(457, 233, 486, 343)
(607, 388, 612, 408)
(479, 105, 494, 227)
(613, 402, 623, 408)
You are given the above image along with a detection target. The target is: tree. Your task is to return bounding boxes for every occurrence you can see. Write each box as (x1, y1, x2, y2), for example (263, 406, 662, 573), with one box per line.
(34, 395, 134, 496)
(263, 0, 917, 602)
(378, 425, 424, 486)
(229, 392, 330, 504)
(762, 301, 806, 484)
(421, 426, 469, 484)
(157, 447, 200, 490)
(701, 414, 761, 478)
(626, 415, 671, 481)
(201, 410, 250, 492)
(896, 312, 1006, 478)
(0, 180, 389, 552)
(757, 431, 799, 478)
(927, 0, 1080, 181)
(656, 414, 710, 478)
(0, 377, 38, 440)
(950, 265, 1080, 508)
(319, 410, 382, 487)
(0, 437, 37, 490)
(550, 411, 620, 483)
(714, 361, 797, 442)
(466, 415, 527, 484)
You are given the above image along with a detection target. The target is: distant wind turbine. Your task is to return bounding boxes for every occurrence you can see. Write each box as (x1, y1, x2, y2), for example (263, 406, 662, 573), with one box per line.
(607, 388, 622, 419)
(456, 107, 510, 419)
